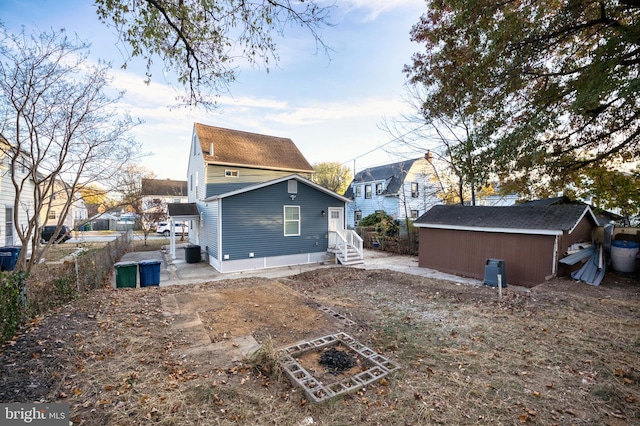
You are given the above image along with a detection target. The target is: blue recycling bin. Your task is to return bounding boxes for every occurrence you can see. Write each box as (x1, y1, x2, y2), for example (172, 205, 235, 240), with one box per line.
(138, 260, 161, 287)
(0, 246, 21, 271)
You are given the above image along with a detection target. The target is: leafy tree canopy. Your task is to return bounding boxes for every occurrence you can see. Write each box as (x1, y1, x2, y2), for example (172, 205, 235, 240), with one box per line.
(575, 164, 640, 224)
(405, 0, 640, 194)
(312, 161, 352, 194)
(95, 0, 335, 107)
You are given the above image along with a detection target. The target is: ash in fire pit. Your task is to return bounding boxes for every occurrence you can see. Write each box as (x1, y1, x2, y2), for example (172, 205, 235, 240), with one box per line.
(318, 347, 356, 375)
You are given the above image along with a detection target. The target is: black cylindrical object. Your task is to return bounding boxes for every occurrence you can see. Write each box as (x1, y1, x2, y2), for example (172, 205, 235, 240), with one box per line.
(184, 245, 201, 263)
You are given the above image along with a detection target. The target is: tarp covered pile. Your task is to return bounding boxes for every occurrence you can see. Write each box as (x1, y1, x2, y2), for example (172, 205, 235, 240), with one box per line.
(559, 242, 606, 286)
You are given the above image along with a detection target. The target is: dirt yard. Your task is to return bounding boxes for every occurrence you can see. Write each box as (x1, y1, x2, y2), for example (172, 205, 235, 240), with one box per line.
(1, 266, 638, 425)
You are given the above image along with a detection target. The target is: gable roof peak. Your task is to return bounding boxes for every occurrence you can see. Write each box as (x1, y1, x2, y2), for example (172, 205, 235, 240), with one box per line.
(193, 123, 314, 173)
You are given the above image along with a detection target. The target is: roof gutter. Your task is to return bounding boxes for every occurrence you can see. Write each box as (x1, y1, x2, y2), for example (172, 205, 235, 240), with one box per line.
(414, 223, 563, 236)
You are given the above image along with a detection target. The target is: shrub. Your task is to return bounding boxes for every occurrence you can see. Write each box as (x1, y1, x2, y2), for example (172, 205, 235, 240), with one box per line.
(358, 212, 399, 237)
(0, 271, 27, 341)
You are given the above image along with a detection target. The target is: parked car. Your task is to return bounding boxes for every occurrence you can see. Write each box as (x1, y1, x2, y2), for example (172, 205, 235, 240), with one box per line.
(41, 225, 72, 243)
(156, 222, 188, 237)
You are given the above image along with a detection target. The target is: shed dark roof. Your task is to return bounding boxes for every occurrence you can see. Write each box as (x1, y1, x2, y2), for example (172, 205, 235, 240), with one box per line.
(194, 123, 314, 173)
(167, 202, 199, 217)
(415, 204, 596, 233)
(519, 196, 623, 225)
(344, 158, 419, 198)
(141, 179, 187, 197)
(519, 196, 570, 206)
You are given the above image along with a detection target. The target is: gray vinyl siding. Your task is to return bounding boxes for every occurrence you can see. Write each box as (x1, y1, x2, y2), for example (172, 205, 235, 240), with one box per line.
(219, 180, 344, 261)
(206, 165, 293, 197)
(197, 200, 219, 260)
(187, 129, 206, 202)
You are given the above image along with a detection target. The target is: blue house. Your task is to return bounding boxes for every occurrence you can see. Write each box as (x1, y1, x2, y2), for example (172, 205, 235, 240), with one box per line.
(344, 157, 441, 229)
(175, 123, 361, 273)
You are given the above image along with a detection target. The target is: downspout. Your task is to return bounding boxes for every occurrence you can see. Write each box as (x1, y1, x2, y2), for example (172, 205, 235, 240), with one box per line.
(551, 234, 559, 277)
(170, 217, 176, 260)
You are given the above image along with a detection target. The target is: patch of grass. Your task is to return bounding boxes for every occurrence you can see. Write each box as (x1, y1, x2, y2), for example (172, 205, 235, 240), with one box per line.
(249, 336, 284, 383)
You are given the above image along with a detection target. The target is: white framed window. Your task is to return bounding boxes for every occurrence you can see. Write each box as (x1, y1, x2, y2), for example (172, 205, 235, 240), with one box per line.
(225, 169, 239, 177)
(354, 210, 362, 224)
(410, 210, 419, 219)
(355, 185, 361, 197)
(365, 184, 372, 199)
(284, 206, 300, 236)
(411, 182, 419, 198)
(375, 183, 383, 195)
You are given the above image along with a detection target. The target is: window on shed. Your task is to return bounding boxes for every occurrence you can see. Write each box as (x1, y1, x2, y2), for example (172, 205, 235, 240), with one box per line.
(355, 185, 361, 197)
(411, 182, 419, 198)
(365, 184, 372, 199)
(354, 210, 362, 224)
(284, 206, 300, 236)
(375, 183, 383, 195)
(225, 169, 239, 177)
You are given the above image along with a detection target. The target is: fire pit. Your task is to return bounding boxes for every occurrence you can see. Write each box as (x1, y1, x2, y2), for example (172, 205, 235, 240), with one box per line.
(279, 332, 400, 403)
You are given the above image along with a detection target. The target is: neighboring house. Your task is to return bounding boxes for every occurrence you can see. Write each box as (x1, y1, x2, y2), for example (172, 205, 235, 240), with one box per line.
(0, 135, 37, 247)
(180, 123, 360, 272)
(141, 178, 188, 214)
(414, 204, 599, 287)
(87, 212, 119, 231)
(344, 157, 442, 229)
(41, 179, 89, 230)
(474, 182, 520, 206)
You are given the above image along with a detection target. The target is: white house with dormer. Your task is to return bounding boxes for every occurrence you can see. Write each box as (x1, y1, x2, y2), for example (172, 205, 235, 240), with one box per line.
(344, 157, 442, 228)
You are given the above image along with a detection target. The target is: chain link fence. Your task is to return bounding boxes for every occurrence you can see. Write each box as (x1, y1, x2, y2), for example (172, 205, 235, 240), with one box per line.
(24, 231, 133, 318)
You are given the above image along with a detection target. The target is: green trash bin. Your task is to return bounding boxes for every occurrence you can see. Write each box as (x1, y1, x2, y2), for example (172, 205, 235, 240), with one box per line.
(115, 261, 137, 288)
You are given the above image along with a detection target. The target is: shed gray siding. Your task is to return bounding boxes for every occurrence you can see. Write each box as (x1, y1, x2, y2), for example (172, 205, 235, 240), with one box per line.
(219, 180, 343, 261)
(198, 200, 219, 261)
(206, 165, 298, 197)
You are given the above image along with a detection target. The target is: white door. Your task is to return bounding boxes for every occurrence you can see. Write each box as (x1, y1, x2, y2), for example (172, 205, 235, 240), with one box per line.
(328, 207, 344, 247)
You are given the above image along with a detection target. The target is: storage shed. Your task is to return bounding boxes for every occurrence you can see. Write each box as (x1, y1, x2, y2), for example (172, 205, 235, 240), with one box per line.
(414, 204, 599, 287)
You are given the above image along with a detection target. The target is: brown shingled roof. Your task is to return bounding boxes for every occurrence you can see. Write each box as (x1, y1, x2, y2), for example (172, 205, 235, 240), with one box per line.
(141, 179, 188, 196)
(194, 123, 314, 173)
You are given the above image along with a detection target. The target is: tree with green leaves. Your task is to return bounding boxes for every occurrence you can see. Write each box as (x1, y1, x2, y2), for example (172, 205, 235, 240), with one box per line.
(575, 165, 640, 224)
(312, 162, 352, 195)
(95, 0, 334, 107)
(404, 0, 640, 195)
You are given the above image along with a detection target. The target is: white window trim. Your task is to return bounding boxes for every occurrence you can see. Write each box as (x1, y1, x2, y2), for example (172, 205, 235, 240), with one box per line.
(284, 205, 300, 236)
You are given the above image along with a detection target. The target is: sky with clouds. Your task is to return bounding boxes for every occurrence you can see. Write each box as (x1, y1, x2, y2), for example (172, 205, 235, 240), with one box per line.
(0, 0, 429, 181)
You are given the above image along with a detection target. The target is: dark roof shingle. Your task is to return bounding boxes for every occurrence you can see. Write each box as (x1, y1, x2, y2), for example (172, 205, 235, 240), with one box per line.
(344, 158, 419, 198)
(194, 123, 314, 173)
(168, 202, 199, 217)
(415, 204, 595, 232)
